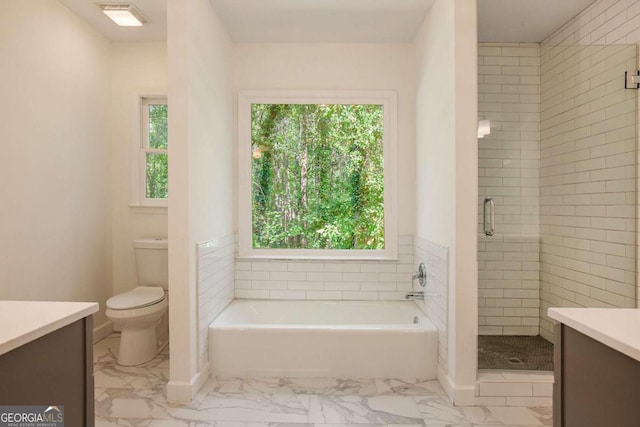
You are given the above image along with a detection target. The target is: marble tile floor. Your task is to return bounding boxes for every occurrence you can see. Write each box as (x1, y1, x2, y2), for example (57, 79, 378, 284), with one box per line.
(94, 333, 552, 427)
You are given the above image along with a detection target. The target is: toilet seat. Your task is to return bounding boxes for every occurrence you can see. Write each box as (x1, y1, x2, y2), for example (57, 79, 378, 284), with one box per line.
(107, 286, 165, 310)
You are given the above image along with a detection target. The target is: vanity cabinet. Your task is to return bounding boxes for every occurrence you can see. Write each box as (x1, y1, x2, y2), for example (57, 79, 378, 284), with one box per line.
(0, 302, 98, 427)
(550, 308, 640, 427)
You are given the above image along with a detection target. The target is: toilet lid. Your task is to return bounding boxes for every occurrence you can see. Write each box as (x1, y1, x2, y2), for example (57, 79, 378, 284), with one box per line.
(107, 286, 165, 310)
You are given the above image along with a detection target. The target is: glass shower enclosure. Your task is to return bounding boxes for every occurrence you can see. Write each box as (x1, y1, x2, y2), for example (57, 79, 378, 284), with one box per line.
(477, 41, 638, 371)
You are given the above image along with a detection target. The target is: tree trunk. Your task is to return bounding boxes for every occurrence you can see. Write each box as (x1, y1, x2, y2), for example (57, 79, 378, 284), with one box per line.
(300, 108, 309, 247)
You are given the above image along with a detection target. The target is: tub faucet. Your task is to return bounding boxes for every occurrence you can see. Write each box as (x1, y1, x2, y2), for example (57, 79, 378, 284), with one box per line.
(412, 263, 427, 287)
(405, 291, 424, 301)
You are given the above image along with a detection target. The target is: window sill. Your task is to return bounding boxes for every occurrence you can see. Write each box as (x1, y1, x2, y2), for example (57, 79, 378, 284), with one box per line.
(236, 250, 398, 262)
(128, 204, 168, 214)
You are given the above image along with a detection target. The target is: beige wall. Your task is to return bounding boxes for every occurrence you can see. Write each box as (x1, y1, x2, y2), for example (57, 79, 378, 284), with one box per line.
(414, 0, 478, 405)
(414, 0, 456, 399)
(0, 0, 113, 327)
(167, 0, 234, 402)
(452, 0, 479, 404)
(415, 1, 456, 249)
(110, 43, 168, 296)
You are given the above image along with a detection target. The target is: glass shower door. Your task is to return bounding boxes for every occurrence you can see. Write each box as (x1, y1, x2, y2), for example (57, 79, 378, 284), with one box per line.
(477, 41, 637, 371)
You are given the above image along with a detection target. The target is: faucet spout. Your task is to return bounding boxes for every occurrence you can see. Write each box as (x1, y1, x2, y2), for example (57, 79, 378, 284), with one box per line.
(405, 291, 424, 301)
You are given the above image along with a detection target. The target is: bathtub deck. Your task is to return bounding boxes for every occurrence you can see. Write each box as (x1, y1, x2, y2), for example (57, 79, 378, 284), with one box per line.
(94, 333, 553, 426)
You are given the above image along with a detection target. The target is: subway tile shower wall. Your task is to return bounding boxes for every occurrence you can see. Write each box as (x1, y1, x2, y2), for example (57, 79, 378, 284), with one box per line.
(478, 43, 542, 335)
(538, 0, 640, 342)
(234, 235, 415, 300)
(478, 235, 541, 335)
(197, 235, 235, 372)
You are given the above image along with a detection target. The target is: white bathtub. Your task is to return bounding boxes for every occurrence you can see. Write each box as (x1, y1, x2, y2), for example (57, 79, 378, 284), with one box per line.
(209, 299, 438, 378)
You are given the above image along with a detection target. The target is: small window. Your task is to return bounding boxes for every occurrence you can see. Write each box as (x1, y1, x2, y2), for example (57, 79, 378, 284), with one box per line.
(139, 97, 168, 206)
(238, 90, 398, 260)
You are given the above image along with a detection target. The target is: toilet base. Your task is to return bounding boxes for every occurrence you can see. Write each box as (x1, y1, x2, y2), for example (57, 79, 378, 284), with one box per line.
(106, 296, 169, 366)
(118, 326, 161, 366)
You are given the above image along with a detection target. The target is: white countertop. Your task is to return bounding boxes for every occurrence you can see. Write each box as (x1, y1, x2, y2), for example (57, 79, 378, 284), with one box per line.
(0, 301, 99, 356)
(548, 307, 640, 362)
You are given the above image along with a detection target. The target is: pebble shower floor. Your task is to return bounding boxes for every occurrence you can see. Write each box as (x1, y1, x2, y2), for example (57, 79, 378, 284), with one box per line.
(478, 336, 554, 371)
(94, 333, 552, 426)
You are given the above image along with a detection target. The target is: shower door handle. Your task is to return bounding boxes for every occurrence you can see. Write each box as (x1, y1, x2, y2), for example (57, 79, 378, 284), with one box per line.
(483, 197, 495, 236)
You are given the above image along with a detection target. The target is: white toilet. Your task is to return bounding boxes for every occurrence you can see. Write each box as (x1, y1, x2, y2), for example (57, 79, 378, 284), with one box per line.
(106, 238, 169, 366)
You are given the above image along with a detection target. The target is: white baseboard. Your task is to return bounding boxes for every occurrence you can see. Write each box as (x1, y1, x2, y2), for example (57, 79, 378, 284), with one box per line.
(93, 321, 114, 343)
(193, 362, 210, 397)
(167, 363, 210, 403)
(437, 367, 477, 406)
(453, 384, 477, 406)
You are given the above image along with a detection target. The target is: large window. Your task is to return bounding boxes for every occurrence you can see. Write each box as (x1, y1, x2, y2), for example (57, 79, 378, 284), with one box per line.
(138, 97, 168, 206)
(238, 91, 397, 259)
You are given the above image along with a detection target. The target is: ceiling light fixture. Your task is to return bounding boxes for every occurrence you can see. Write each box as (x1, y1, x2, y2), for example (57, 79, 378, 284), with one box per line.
(99, 4, 148, 27)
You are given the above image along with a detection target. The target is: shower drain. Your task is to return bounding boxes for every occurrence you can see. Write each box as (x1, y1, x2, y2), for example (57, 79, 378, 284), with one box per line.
(508, 357, 525, 365)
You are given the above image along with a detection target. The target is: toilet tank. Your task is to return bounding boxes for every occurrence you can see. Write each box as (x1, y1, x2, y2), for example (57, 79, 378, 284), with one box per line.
(133, 239, 168, 289)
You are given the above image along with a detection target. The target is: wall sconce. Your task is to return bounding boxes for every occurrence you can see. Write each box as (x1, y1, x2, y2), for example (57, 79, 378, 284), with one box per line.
(477, 119, 491, 139)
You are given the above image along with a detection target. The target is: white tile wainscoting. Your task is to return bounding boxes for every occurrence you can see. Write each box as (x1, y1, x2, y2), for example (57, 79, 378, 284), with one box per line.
(414, 236, 449, 379)
(234, 235, 416, 301)
(196, 235, 235, 372)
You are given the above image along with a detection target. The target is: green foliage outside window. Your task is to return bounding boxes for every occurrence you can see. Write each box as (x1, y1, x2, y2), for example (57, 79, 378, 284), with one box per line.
(146, 104, 168, 199)
(251, 104, 385, 250)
